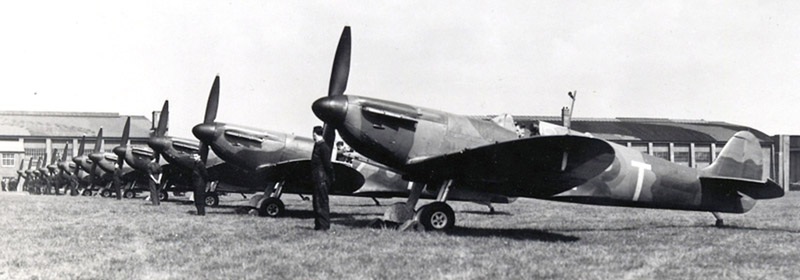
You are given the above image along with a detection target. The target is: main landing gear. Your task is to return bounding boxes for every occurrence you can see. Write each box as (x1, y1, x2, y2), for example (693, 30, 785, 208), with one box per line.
(711, 212, 724, 227)
(382, 180, 456, 231)
(252, 181, 285, 218)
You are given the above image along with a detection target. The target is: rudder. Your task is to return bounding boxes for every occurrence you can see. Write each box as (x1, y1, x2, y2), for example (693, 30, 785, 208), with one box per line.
(701, 131, 764, 181)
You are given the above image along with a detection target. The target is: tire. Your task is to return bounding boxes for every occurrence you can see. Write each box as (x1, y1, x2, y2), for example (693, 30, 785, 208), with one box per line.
(100, 189, 111, 198)
(158, 190, 169, 202)
(82, 190, 93, 196)
(416, 202, 455, 231)
(204, 193, 219, 207)
(258, 197, 285, 217)
(123, 190, 136, 199)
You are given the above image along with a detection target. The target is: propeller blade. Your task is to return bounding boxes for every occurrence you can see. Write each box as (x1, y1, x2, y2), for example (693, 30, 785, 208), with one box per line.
(322, 124, 335, 150)
(62, 142, 69, 162)
(94, 128, 104, 153)
(199, 145, 209, 164)
(204, 76, 220, 124)
(50, 148, 58, 164)
(328, 26, 351, 97)
(121, 117, 130, 148)
(78, 135, 86, 156)
(156, 100, 169, 137)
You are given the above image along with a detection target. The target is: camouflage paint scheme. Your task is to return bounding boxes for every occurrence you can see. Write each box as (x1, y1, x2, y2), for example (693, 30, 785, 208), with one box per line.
(192, 121, 364, 195)
(313, 95, 783, 215)
(148, 134, 286, 194)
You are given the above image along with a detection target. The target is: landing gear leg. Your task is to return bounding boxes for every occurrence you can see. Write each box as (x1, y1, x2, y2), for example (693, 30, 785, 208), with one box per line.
(416, 180, 456, 231)
(257, 181, 285, 217)
(382, 182, 425, 226)
(711, 212, 724, 227)
(371, 197, 381, 206)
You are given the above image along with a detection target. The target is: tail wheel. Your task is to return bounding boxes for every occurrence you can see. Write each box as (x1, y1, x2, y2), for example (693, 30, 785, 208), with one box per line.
(158, 190, 169, 201)
(417, 202, 455, 231)
(123, 190, 136, 199)
(258, 197, 285, 217)
(204, 193, 219, 207)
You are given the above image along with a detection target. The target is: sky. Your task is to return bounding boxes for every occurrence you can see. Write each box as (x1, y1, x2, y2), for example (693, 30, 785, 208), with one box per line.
(1, 1, 799, 138)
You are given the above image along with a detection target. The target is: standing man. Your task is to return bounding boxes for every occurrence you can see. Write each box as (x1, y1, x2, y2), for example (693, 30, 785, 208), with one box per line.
(190, 154, 209, 216)
(145, 160, 162, 205)
(112, 168, 124, 200)
(311, 126, 335, 231)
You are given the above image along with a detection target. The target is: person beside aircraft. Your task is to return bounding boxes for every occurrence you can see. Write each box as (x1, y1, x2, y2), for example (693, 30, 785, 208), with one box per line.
(191, 154, 209, 216)
(311, 126, 334, 231)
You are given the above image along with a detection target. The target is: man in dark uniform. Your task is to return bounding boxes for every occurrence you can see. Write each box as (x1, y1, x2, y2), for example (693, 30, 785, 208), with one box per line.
(190, 154, 209, 216)
(145, 160, 162, 205)
(311, 126, 335, 231)
(112, 168, 124, 200)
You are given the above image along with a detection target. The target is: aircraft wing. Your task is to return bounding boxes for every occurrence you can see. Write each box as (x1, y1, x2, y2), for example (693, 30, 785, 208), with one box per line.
(403, 135, 616, 198)
(254, 159, 366, 195)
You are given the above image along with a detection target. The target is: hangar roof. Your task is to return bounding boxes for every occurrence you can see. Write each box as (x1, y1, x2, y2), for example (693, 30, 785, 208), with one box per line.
(0, 111, 152, 139)
(511, 116, 773, 144)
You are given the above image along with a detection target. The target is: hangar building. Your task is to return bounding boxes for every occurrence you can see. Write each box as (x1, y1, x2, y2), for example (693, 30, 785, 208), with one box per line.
(0, 111, 155, 184)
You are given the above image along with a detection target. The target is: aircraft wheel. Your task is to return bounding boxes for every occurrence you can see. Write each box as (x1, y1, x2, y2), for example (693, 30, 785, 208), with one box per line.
(204, 193, 219, 207)
(417, 202, 455, 231)
(158, 190, 169, 202)
(82, 190, 93, 196)
(258, 197, 285, 217)
(123, 190, 136, 199)
(100, 189, 111, 198)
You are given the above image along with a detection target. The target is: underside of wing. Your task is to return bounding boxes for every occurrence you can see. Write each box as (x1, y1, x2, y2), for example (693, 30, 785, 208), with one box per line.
(403, 135, 615, 198)
(255, 159, 366, 195)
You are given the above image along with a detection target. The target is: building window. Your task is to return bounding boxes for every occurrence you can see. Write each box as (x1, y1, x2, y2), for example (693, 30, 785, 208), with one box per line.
(630, 143, 648, 154)
(1, 154, 14, 167)
(695, 144, 711, 169)
(652, 144, 669, 160)
(673, 144, 690, 166)
(24, 148, 47, 159)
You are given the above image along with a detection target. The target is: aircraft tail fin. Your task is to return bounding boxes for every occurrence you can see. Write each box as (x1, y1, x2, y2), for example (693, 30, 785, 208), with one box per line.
(700, 131, 783, 199)
(490, 114, 516, 132)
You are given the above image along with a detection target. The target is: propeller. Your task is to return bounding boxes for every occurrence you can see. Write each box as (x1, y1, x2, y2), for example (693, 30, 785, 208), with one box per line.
(154, 100, 169, 163)
(198, 76, 220, 163)
(118, 117, 130, 169)
(322, 26, 352, 148)
(89, 128, 103, 188)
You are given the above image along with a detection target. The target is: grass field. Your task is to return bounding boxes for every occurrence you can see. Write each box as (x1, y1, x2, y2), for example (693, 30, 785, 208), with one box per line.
(1, 191, 799, 279)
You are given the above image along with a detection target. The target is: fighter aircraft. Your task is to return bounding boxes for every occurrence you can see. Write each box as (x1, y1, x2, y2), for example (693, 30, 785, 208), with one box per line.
(312, 26, 784, 231)
(56, 141, 80, 195)
(73, 129, 113, 196)
(109, 116, 172, 201)
(191, 76, 366, 217)
(191, 74, 516, 216)
(147, 100, 272, 207)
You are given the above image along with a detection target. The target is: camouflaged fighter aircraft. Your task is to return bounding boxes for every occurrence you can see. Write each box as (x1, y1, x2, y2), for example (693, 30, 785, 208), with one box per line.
(147, 100, 274, 207)
(312, 26, 785, 231)
(191, 75, 516, 217)
(191, 76, 367, 217)
(107, 116, 169, 201)
(73, 129, 116, 196)
(55, 141, 81, 195)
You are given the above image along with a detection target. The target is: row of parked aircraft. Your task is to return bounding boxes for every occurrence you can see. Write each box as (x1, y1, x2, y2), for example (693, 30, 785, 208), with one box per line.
(15, 26, 785, 231)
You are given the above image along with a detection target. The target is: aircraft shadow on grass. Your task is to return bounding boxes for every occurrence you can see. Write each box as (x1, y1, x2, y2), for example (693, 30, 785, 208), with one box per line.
(459, 210, 513, 216)
(334, 219, 580, 242)
(556, 224, 800, 234)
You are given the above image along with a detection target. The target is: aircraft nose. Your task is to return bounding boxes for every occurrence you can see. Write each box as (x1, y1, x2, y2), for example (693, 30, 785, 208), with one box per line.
(312, 96, 348, 125)
(88, 152, 103, 162)
(147, 137, 170, 152)
(112, 146, 126, 158)
(192, 123, 218, 143)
